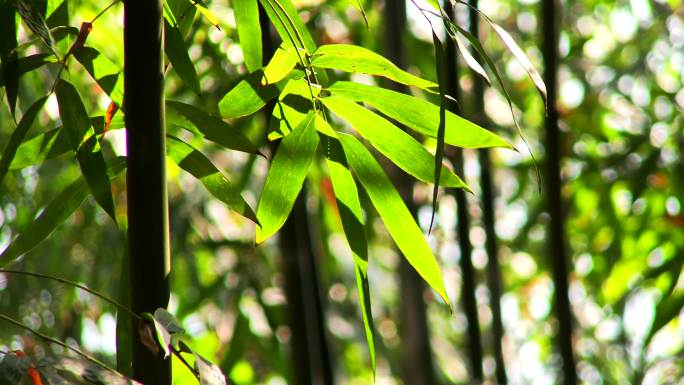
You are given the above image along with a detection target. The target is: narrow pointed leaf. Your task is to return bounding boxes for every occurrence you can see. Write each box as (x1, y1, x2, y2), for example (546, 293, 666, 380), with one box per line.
(261, 43, 298, 85)
(73, 46, 124, 107)
(234, 0, 262, 72)
(269, 77, 318, 138)
(0, 96, 47, 185)
(338, 133, 449, 304)
(166, 136, 259, 224)
(318, 117, 375, 373)
(164, 18, 200, 94)
(166, 100, 258, 153)
(452, 31, 490, 85)
(0, 157, 126, 266)
(352, 0, 369, 28)
(13, 0, 57, 57)
(310, 44, 438, 91)
(192, 1, 221, 30)
(327, 81, 511, 149)
(258, 0, 316, 54)
(0, 53, 55, 88)
(644, 290, 684, 347)
(256, 112, 318, 243)
(430, 31, 447, 233)
(55, 79, 116, 222)
(320, 95, 468, 189)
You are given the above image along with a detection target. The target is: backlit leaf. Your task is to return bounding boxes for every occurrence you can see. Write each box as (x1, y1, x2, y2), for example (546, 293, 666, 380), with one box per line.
(338, 133, 449, 304)
(234, 0, 262, 72)
(327, 81, 511, 149)
(218, 70, 302, 119)
(310, 44, 438, 91)
(166, 136, 259, 224)
(258, 0, 316, 54)
(261, 43, 298, 85)
(320, 95, 468, 189)
(256, 112, 318, 243)
(164, 18, 201, 95)
(269, 77, 318, 139)
(73, 46, 124, 107)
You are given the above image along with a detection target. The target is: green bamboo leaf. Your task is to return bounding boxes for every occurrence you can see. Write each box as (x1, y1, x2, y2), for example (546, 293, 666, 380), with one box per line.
(318, 116, 375, 373)
(218, 70, 302, 119)
(234, 0, 262, 73)
(164, 18, 201, 95)
(310, 44, 438, 91)
(0, 157, 126, 266)
(180, 343, 227, 385)
(9, 115, 125, 171)
(270, 77, 318, 139)
(338, 133, 449, 304)
(258, 0, 316, 54)
(351, 0, 368, 28)
(320, 95, 468, 189)
(166, 136, 259, 224)
(0, 53, 56, 87)
(0, 96, 47, 186)
(451, 30, 490, 86)
(166, 100, 258, 153)
(430, 30, 447, 233)
(12, 0, 57, 57)
(191, 0, 221, 30)
(256, 112, 318, 243)
(262, 43, 298, 85)
(0, 5, 18, 116)
(73, 46, 124, 107)
(327, 81, 511, 149)
(55, 79, 116, 222)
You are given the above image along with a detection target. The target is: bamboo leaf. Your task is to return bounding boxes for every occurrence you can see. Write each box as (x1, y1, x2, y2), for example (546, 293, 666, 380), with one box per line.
(261, 43, 298, 85)
(644, 290, 684, 347)
(338, 133, 449, 304)
(0, 4, 18, 116)
(55, 79, 116, 222)
(166, 100, 258, 153)
(12, 0, 57, 57)
(351, 0, 368, 28)
(430, 30, 446, 233)
(0, 53, 56, 88)
(218, 70, 302, 119)
(310, 44, 438, 91)
(327, 81, 511, 149)
(166, 136, 259, 224)
(320, 95, 468, 189)
(164, 18, 201, 95)
(318, 116, 375, 373)
(452, 31, 490, 85)
(191, 0, 221, 30)
(0, 96, 47, 186)
(0, 157, 126, 266)
(258, 0, 316, 54)
(73, 46, 124, 107)
(234, 0, 262, 73)
(256, 112, 318, 243)
(269, 77, 318, 139)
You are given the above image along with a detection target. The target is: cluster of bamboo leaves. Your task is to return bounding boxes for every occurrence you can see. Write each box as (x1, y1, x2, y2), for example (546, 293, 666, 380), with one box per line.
(0, 0, 554, 382)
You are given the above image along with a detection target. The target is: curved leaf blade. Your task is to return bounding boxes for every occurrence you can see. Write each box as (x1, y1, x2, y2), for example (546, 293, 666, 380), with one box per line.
(338, 133, 449, 304)
(258, 0, 316, 54)
(256, 112, 318, 243)
(320, 95, 468, 189)
(0, 96, 48, 186)
(73, 46, 124, 107)
(164, 18, 201, 95)
(166, 136, 258, 224)
(234, 0, 262, 73)
(326, 81, 511, 149)
(310, 44, 438, 91)
(166, 100, 258, 153)
(218, 70, 301, 119)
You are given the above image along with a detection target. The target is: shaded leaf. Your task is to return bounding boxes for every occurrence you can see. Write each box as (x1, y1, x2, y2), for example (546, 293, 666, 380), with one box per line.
(0, 96, 48, 186)
(0, 157, 126, 266)
(166, 136, 259, 224)
(310, 44, 438, 91)
(269, 77, 318, 139)
(338, 133, 449, 304)
(320, 95, 468, 189)
(43, 356, 142, 385)
(12, 0, 56, 57)
(55, 79, 116, 222)
(164, 18, 200, 95)
(0, 53, 56, 88)
(256, 112, 318, 243)
(73, 46, 124, 107)
(167, 100, 258, 153)
(258, 0, 316, 54)
(318, 117, 375, 373)
(141, 308, 184, 359)
(234, 0, 262, 72)
(326, 81, 511, 149)
(645, 290, 684, 347)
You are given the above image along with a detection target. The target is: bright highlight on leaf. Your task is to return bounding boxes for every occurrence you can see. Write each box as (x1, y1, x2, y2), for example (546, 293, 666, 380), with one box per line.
(234, 0, 262, 73)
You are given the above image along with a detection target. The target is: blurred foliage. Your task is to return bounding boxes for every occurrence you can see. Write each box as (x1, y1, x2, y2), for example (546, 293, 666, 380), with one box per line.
(1, 0, 683, 384)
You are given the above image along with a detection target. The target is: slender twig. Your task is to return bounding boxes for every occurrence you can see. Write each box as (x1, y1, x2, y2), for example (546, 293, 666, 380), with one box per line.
(91, 0, 120, 23)
(0, 269, 140, 321)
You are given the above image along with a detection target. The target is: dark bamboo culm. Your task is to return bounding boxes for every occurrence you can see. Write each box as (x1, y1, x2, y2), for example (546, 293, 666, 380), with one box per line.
(542, 0, 578, 383)
(124, 1, 172, 384)
(384, 1, 437, 384)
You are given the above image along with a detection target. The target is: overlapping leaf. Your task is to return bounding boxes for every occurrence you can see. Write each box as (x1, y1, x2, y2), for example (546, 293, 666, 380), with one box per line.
(73, 46, 124, 107)
(234, 0, 262, 72)
(320, 95, 468, 189)
(338, 133, 449, 304)
(164, 18, 201, 95)
(256, 112, 318, 243)
(218, 70, 302, 119)
(0, 96, 47, 185)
